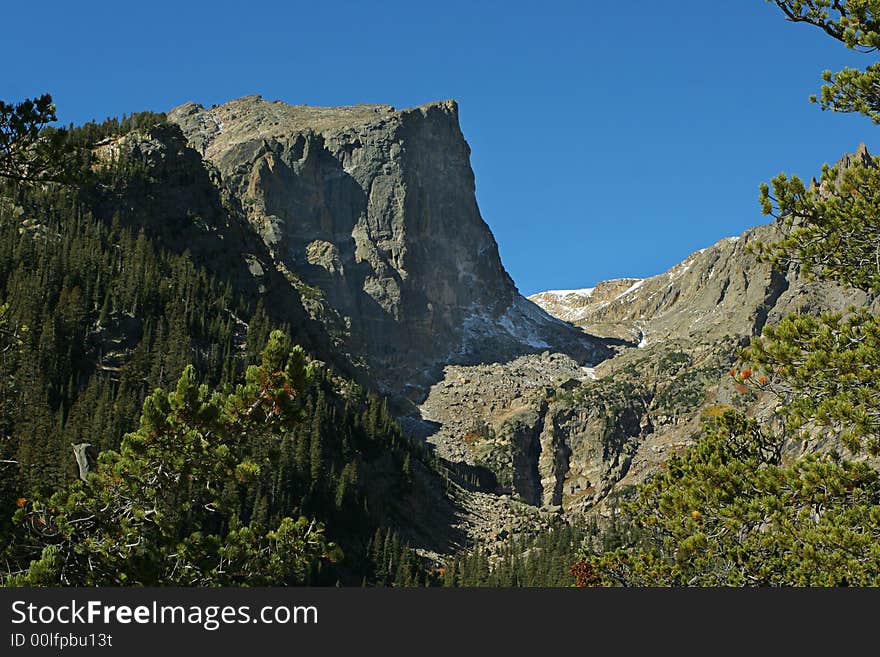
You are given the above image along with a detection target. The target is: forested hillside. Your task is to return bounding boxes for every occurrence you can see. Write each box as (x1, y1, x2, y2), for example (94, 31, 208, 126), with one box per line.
(0, 111, 446, 585)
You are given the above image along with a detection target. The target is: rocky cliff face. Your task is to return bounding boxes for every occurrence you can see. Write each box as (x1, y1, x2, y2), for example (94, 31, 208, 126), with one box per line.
(168, 96, 604, 395)
(523, 220, 872, 515)
(87, 121, 339, 360)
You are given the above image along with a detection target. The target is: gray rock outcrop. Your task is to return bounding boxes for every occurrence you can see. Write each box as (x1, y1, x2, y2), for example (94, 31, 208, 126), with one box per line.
(169, 96, 606, 395)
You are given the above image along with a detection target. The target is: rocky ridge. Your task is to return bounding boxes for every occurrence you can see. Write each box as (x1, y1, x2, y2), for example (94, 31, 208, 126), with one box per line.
(168, 96, 606, 397)
(523, 220, 870, 513)
(530, 225, 867, 347)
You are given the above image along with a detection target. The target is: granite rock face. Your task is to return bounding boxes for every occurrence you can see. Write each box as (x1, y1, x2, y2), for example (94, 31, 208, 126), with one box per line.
(169, 96, 605, 394)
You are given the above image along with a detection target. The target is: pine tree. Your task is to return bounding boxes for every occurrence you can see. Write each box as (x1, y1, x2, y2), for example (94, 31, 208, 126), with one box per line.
(0, 94, 86, 185)
(768, 1, 880, 122)
(7, 361, 336, 586)
(309, 394, 325, 490)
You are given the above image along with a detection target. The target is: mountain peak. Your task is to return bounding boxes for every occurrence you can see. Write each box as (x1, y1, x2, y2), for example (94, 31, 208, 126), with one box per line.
(167, 97, 603, 393)
(169, 96, 458, 146)
(834, 142, 874, 171)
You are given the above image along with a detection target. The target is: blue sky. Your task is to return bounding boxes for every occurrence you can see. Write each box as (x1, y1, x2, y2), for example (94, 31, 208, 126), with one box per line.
(4, 1, 874, 294)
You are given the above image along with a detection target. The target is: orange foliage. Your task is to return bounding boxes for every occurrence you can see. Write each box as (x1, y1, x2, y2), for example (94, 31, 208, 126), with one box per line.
(569, 561, 603, 587)
(462, 431, 480, 445)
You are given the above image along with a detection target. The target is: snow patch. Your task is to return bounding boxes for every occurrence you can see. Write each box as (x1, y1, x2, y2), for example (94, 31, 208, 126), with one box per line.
(636, 324, 649, 349)
(498, 300, 552, 349)
(498, 314, 550, 349)
(459, 298, 560, 354)
(543, 287, 596, 299)
(615, 279, 644, 299)
(581, 366, 599, 380)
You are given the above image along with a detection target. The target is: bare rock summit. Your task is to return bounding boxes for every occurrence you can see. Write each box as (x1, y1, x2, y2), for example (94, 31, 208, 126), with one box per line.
(169, 96, 605, 395)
